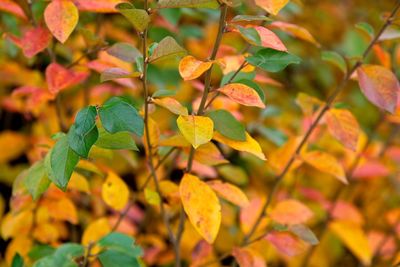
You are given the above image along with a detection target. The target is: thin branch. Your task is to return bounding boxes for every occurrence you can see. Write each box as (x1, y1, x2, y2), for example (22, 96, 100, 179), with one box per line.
(241, 0, 400, 246)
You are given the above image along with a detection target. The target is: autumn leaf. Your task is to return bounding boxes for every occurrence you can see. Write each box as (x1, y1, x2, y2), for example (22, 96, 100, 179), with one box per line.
(330, 220, 372, 265)
(218, 83, 266, 108)
(158, 0, 219, 9)
(270, 199, 313, 225)
(72, 0, 123, 12)
(232, 247, 266, 267)
(180, 173, 221, 243)
(116, 3, 150, 33)
(213, 131, 266, 160)
(177, 115, 214, 148)
(207, 180, 249, 207)
(179, 56, 213, 80)
(265, 232, 307, 256)
(44, 0, 79, 43)
(302, 150, 348, 184)
(149, 36, 186, 63)
(254, 0, 289, 15)
(46, 63, 88, 95)
(102, 171, 130, 211)
(0, 0, 27, 20)
(357, 64, 400, 113)
(192, 142, 228, 166)
(326, 108, 360, 151)
(270, 21, 320, 47)
(153, 97, 189, 116)
(5, 27, 51, 58)
(82, 218, 111, 245)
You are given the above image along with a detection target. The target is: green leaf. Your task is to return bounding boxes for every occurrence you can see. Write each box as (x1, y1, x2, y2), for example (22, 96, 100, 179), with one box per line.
(220, 70, 255, 86)
(107, 42, 141, 63)
(321, 51, 347, 74)
(100, 68, 141, 82)
(256, 126, 287, 146)
(74, 106, 97, 135)
(246, 48, 301, 72)
(46, 136, 80, 191)
(99, 97, 144, 136)
(158, 0, 219, 9)
(98, 233, 143, 267)
(148, 36, 186, 63)
(12, 253, 23, 267)
(355, 22, 374, 37)
(95, 127, 139, 150)
(208, 110, 246, 141)
(236, 25, 261, 46)
(159, 9, 181, 26)
(28, 245, 56, 261)
(68, 124, 99, 158)
(289, 224, 319, 245)
(152, 89, 176, 97)
(116, 4, 150, 33)
(236, 79, 265, 102)
(23, 160, 51, 200)
(33, 244, 84, 267)
(231, 15, 271, 22)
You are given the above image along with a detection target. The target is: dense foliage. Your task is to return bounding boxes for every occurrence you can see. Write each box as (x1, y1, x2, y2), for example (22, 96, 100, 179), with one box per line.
(1, 0, 400, 266)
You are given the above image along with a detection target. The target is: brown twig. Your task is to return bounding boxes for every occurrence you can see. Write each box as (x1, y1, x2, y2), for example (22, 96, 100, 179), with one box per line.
(241, 0, 400, 247)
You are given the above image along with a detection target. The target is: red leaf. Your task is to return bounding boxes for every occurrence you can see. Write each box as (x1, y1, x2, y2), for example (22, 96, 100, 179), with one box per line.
(0, 0, 27, 20)
(265, 232, 307, 256)
(6, 27, 51, 58)
(45, 63, 88, 95)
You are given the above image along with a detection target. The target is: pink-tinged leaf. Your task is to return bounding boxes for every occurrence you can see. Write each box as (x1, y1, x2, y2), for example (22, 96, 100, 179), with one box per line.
(46, 63, 88, 95)
(352, 160, 390, 179)
(265, 232, 307, 256)
(329, 201, 364, 225)
(207, 180, 249, 207)
(0, 0, 27, 20)
(269, 21, 320, 47)
(72, 0, 126, 12)
(367, 231, 396, 258)
(44, 0, 79, 43)
(100, 68, 140, 82)
(357, 64, 400, 113)
(11, 86, 54, 115)
(325, 108, 360, 151)
(218, 83, 265, 108)
(270, 199, 313, 225)
(254, 26, 287, 51)
(232, 247, 266, 267)
(6, 27, 52, 58)
(240, 197, 266, 234)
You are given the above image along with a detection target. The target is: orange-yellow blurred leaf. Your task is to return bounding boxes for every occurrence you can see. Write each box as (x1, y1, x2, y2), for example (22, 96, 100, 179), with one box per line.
(179, 55, 213, 80)
(0, 131, 28, 164)
(208, 180, 249, 207)
(270, 21, 320, 46)
(177, 115, 214, 149)
(82, 217, 111, 245)
(153, 97, 189, 116)
(45, 197, 78, 224)
(102, 171, 129, 211)
(330, 220, 372, 265)
(213, 131, 266, 160)
(1, 210, 33, 239)
(180, 173, 221, 243)
(357, 64, 400, 113)
(218, 83, 265, 108)
(5, 236, 32, 266)
(270, 199, 313, 225)
(44, 0, 79, 43)
(33, 222, 59, 243)
(326, 108, 360, 151)
(254, 0, 289, 15)
(302, 151, 348, 184)
(193, 142, 228, 166)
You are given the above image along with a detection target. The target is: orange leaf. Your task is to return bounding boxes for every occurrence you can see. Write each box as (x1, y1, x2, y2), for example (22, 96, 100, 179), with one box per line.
(330, 220, 372, 265)
(179, 55, 213, 80)
(102, 171, 130, 211)
(232, 247, 266, 267)
(213, 131, 266, 160)
(302, 151, 348, 184)
(326, 108, 360, 151)
(82, 217, 111, 245)
(44, 0, 79, 43)
(180, 173, 221, 243)
(270, 199, 313, 225)
(45, 197, 78, 224)
(6, 27, 51, 58)
(0, 131, 28, 164)
(254, 26, 287, 51)
(207, 180, 249, 207)
(1, 210, 33, 239)
(357, 64, 400, 113)
(0, 0, 27, 20)
(270, 21, 320, 47)
(153, 97, 189, 116)
(218, 83, 265, 108)
(45, 63, 88, 95)
(192, 142, 228, 166)
(254, 0, 289, 15)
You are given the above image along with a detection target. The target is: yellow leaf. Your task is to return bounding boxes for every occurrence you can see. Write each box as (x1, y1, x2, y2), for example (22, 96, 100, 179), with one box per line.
(302, 151, 348, 184)
(68, 172, 90, 193)
(45, 197, 79, 224)
(82, 217, 111, 245)
(5, 236, 32, 266)
(177, 115, 214, 149)
(218, 83, 265, 108)
(207, 180, 249, 207)
(0, 131, 28, 164)
(180, 173, 221, 243)
(102, 171, 130, 211)
(158, 134, 191, 147)
(254, 0, 289, 15)
(144, 187, 161, 206)
(193, 142, 229, 166)
(1, 210, 33, 239)
(269, 137, 302, 173)
(33, 222, 59, 243)
(213, 131, 266, 160)
(330, 220, 372, 265)
(270, 199, 313, 225)
(326, 108, 360, 151)
(153, 97, 189, 116)
(179, 55, 213, 80)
